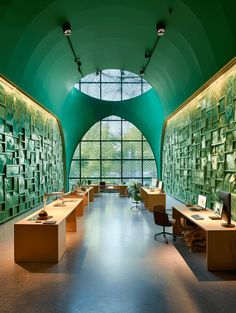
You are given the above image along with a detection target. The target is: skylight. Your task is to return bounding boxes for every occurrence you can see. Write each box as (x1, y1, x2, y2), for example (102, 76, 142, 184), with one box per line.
(74, 69, 152, 101)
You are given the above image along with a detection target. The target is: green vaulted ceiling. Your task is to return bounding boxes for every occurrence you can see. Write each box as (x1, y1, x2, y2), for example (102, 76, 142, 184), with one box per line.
(0, 0, 236, 183)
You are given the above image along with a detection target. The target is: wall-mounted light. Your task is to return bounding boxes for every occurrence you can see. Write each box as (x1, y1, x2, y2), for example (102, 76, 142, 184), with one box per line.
(139, 69, 145, 76)
(139, 22, 166, 77)
(62, 22, 84, 77)
(156, 22, 166, 36)
(62, 22, 72, 36)
(145, 51, 151, 58)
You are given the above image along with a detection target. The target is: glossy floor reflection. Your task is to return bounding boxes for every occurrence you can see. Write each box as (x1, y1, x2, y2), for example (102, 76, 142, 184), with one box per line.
(0, 193, 236, 313)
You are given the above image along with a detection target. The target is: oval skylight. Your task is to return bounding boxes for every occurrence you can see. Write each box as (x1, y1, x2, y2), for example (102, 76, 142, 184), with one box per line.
(74, 69, 152, 101)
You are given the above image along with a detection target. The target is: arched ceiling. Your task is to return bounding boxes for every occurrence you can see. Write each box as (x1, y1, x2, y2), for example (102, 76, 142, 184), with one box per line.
(0, 0, 235, 185)
(0, 0, 235, 118)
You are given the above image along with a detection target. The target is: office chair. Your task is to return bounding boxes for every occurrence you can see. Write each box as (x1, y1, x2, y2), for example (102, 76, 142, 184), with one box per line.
(99, 181, 106, 192)
(130, 191, 143, 210)
(153, 205, 176, 244)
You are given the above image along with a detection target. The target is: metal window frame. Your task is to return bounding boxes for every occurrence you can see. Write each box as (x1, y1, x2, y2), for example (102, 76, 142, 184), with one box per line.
(76, 69, 151, 101)
(69, 118, 157, 185)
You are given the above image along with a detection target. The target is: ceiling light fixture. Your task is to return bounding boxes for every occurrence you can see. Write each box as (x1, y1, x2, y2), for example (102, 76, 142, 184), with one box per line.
(62, 22, 84, 77)
(145, 51, 151, 58)
(139, 69, 145, 76)
(62, 22, 72, 36)
(156, 22, 166, 36)
(139, 21, 166, 77)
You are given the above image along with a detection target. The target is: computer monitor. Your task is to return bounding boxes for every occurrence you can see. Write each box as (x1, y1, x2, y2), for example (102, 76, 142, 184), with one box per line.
(213, 201, 223, 218)
(151, 178, 157, 188)
(158, 181, 163, 190)
(71, 182, 78, 193)
(219, 191, 235, 228)
(198, 195, 207, 209)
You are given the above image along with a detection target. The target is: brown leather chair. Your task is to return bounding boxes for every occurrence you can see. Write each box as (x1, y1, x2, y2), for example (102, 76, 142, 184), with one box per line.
(153, 205, 176, 244)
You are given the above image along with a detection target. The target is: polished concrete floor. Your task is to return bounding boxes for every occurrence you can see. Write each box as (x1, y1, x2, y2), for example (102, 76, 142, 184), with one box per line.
(1, 193, 236, 313)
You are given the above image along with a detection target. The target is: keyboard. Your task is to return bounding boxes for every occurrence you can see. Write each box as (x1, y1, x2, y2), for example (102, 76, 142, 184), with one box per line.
(209, 216, 221, 220)
(189, 207, 201, 211)
(191, 214, 204, 220)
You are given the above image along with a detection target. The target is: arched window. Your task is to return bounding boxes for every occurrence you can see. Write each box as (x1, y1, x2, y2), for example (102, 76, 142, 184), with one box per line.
(69, 116, 157, 188)
(74, 69, 152, 101)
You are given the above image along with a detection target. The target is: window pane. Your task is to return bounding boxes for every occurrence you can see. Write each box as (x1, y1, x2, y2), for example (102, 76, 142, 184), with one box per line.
(102, 69, 121, 82)
(102, 142, 121, 159)
(69, 161, 80, 178)
(73, 144, 80, 159)
(143, 82, 152, 93)
(69, 179, 79, 191)
(104, 178, 121, 184)
(74, 69, 152, 101)
(143, 178, 152, 186)
(103, 115, 122, 121)
(124, 178, 142, 184)
(143, 141, 154, 159)
(101, 83, 121, 101)
(122, 83, 141, 100)
(70, 115, 157, 183)
(102, 160, 121, 177)
(80, 83, 100, 99)
(143, 160, 157, 177)
(101, 121, 121, 140)
(80, 73, 101, 82)
(122, 121, 142, 140)
(122, 72, 141, 82)
(81, 160, 100, 177)
(123, 161, 142, 177)
(123, 141, 142, 159)
(83, 122, 100, 140)
(81, 142, 100, 159)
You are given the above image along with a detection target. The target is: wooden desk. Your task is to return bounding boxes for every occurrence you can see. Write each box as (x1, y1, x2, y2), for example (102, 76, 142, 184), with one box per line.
(119, 185, 128, 197)
(173, 205, 236, 271)
(91, 184, 100, 194)
(140, 187, 166, 212)
(66, 188, 91, 208)
(14, 199, 83, 263)
(105, 185, 127, 195)
(87, 186, 94, 202)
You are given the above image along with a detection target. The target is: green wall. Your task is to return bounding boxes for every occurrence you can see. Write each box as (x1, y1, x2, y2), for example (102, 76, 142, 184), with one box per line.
(0, 1, 235, 197)
(0, 78, 64, 223)
(162, 62, 236, 219)
(61, 88, 164, 190)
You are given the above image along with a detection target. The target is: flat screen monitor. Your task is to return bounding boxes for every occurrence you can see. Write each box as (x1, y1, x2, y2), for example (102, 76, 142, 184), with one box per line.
(213, 201, 223, 218)
(219, 191, 235, 228)
(71, 183, 78, 193)
(197, 195, 206, 209)
(151, 178, 157, 188)
(158, 181, 163, 190)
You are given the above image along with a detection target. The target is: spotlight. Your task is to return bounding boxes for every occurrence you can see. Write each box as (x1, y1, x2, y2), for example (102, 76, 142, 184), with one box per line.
(62, 22, 72, 36)
(156, 22, 166, 36)
(140, 69, 145, 76)
(145, 51, 151, 58)
(76, 59, 82, 67)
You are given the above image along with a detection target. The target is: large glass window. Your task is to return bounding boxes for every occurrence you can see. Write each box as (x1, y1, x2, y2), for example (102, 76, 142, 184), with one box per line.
(69, 116, 157, 188)
(74, 69, 152, 101)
